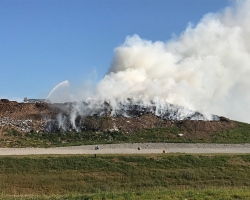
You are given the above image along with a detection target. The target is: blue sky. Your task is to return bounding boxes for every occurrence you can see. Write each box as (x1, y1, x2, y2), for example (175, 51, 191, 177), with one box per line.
(0, 0, 230, 101)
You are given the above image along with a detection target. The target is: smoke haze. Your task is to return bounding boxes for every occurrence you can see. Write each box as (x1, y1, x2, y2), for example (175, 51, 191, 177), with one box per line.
(48, 0, 250, 123)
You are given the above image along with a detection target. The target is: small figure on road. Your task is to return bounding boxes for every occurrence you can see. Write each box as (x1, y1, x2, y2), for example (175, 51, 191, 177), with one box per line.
(95, 146, 100, 150)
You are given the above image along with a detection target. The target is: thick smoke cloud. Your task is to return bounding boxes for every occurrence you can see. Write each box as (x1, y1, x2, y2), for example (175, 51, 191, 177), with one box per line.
(48, 0, 250, 123)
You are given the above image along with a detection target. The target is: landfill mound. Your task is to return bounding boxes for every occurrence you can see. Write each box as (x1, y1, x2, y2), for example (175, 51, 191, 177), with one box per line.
(0, 101, 58, 120)
(0, 101, 235, 137)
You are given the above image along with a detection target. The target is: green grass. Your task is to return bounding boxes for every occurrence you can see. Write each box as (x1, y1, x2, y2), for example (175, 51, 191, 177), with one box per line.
(2, 188, 250, 199)
(212, 121, 250, 143)
(0, 154, 250, 196)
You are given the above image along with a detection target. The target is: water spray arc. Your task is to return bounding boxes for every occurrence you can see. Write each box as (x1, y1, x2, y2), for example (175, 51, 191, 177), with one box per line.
(46, 80, 70, 103)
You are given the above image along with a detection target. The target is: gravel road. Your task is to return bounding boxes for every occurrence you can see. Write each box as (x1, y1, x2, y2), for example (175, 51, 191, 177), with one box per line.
(0, 143, 250, 155)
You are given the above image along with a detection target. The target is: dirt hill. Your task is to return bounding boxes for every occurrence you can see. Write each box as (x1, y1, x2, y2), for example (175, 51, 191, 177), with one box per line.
(0, 101, 59, 120)
(0, 101, 235, 138)
(2, 101, 250, 148)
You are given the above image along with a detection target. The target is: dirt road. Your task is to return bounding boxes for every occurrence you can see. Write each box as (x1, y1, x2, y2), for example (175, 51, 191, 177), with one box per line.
(0, 143, 250, 155)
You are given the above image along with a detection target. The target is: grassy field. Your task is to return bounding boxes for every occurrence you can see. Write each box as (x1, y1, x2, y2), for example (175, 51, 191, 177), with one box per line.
(2, 120, 250, 148)
(1, 120, 250, 199)
(0, 154, 250, 199)
(2, 188, 250, 200)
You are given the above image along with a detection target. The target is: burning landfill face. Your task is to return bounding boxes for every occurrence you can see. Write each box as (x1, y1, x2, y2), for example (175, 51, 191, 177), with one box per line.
(47, 0, 250, 124)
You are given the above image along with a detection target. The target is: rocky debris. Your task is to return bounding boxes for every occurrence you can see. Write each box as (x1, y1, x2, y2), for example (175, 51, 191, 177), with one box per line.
(112, 102, 216, 120)
(0, 116, 46, 133)
(39, 112, 236, 138)
(66, 100, 219, 121)
(0, 101, 236, 137)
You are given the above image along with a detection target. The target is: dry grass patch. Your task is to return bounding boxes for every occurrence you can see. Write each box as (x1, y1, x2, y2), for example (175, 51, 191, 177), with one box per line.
(228, 157, 250, 166)
(0, 154, 250, 196)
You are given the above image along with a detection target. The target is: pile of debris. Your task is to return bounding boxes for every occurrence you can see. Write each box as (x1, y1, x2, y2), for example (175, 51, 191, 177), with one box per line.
(0, 117, 46, 133)
(0, 101, 236, 136)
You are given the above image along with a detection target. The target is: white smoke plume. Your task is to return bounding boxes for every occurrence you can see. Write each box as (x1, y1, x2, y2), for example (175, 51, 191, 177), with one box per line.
(48, 0, 250, 123)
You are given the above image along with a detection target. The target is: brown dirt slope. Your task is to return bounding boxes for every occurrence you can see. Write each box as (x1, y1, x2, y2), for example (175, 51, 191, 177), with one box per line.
(0, 101, 236, 136)
(0, 101, 59, 120)
(83, 114, 236, 141)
